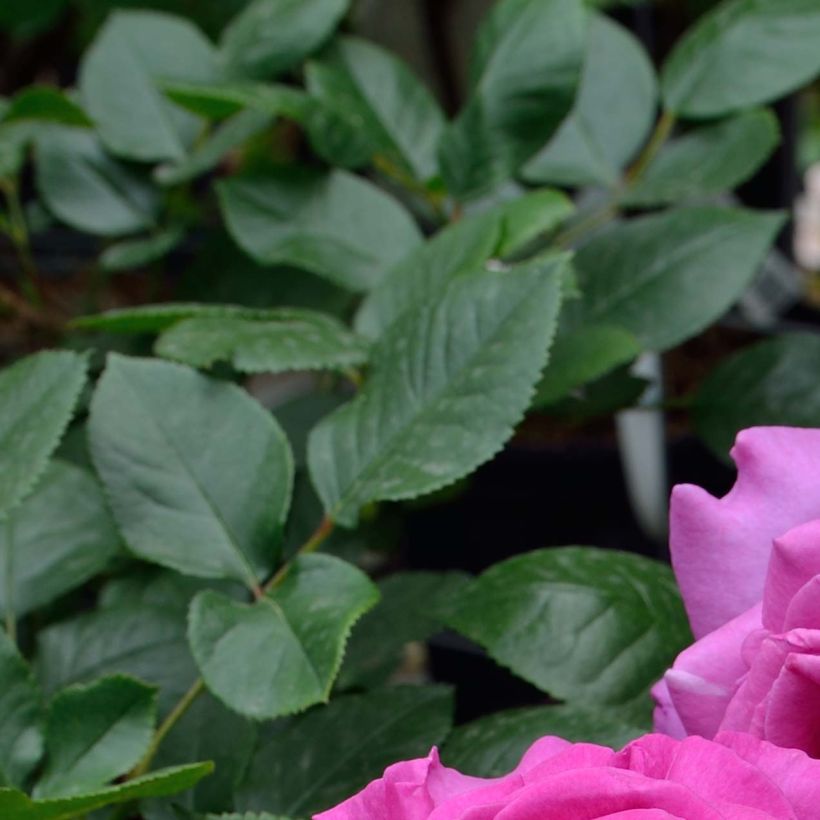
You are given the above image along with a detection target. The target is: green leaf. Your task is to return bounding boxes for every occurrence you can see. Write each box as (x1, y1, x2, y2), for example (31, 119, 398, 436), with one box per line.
(161, 81, 309, 121)
(188, 554, 379, 720)
(161, 80, 366, 169)
(72, 303, 279, 334)
(661, 0, 820, 118)
(544, 366, 648, 422)
(100, 227, 185, 272)
(694, 333, 820, 459)
(220, 0, 349, 80)
(35, 676, 156, 798)
(141, 694, 255, 819)
(623, 109, 780, 206)
(448, 547, 692, 704)
(0, 632, 44, 787)
(438, 0, 585, 199)
(489, 189, 575, 257)
(217, 168, 421, 291)
(154, 311, 369, 374)
(79, 11, 219, 162)
(35, 128, 159, 237)
(532, 323, 640, 408)
(0, 351, 86, 518)
(309, 256, 567, 526)
(442, 703, 645, 776)
(524, 15, 656, 187)
(0, 762, 212, 820)
(88, 355, 293, 589)
(155, 109, 273, 186)
(235, 686, 453, 816)
(0, 460, 120, 618)
(355, 192, 572, 337)
(37, 605, 197, 716)
(306, 37, 445, 180)
(338, 571, 469, 690)
(570, 207, 784, 352)
(2, 87, 90, 127)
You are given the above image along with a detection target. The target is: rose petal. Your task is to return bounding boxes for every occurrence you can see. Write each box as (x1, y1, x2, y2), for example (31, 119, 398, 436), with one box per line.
(763, 520, 820, 631)
(656, 605, 760, 737)
(651, 679, 686, 740)
(765, 652, 820, 757)
(617, 734, 794, 818)
(671, 427, 820, 637)
(489, 769, 724, 820)
(717, 731, 820, 819)
(784, 575, 820, 630)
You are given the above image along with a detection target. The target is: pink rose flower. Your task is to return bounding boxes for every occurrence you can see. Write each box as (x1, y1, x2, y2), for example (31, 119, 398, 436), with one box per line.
(654, 427, 820, 754)
(314, 731, 820, 819)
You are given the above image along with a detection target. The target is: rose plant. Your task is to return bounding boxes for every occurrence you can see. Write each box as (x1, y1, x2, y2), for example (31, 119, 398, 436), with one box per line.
(1, 0, 820, 818)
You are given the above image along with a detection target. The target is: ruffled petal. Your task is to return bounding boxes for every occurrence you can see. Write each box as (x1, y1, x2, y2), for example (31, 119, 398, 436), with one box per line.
(670, 427, 820, 637)
(656, 605, 760, 738)
(765, 652, 820, 757)
(717, 731, 820, 819)
(763, 520, 820, 631)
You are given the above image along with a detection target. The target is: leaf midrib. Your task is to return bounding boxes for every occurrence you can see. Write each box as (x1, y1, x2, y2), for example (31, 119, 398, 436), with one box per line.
(115, 367, 261, 590)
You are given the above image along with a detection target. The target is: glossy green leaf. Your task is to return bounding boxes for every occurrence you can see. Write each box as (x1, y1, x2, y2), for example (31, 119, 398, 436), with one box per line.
(532, 324, 640, 408)
(443, 703, 645, 776)
(155, 109, 273, 186)
(524, 15, 656, 187)
(73, 303, 285, 334)
(489, 189, 575, 257)
(439, 0, 585, 199)
(694, 333, 820, 459)
(220, 0, 349, 80)
(338, 571, 469, 690)
(218, 168, 421, 291)
(0, 632, 43, 787)
(0, 351, 86, 518)
(88, 355, 293, 589)
(35, 676, 156, 798)
(661, 0, 820, 118)
(154, 311, 369, 374)
(571, 207, 784, 351)
(37, 605, 197, 716)
(141, 694, 255, 819)
(79, 11, 219, 161)
(100, 227, 185, 272)
(161, 81, 310, 121)
(161, 79, 369, 168)
(0, 460, 120, 618)
(306, 37, 445, 180)
(448, 547, 692, 704)
(188, 554, 379, 719)
(623, 109, 780, 206)
(35, 128, 159, 237)
(309, 256, 567, 526)
(0, 762, 212, 820)
(356, 192, 572, 337)
(235, 686, 453, 816)
(2, 87, 90, 127)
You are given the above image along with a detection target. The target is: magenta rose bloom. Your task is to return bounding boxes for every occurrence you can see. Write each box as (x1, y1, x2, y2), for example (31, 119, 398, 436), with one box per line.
(654, 426, 820, 754)
(314, 731, 820, 819)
